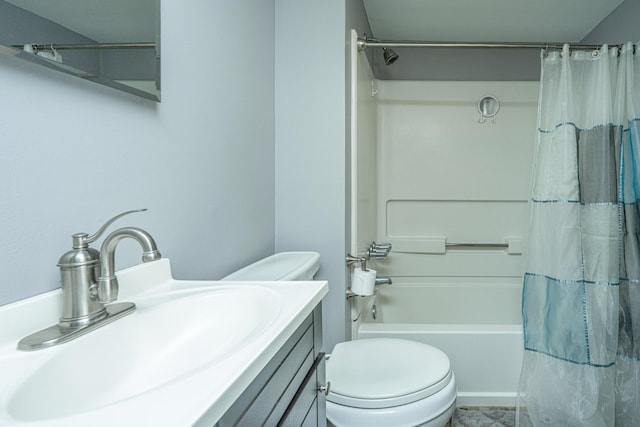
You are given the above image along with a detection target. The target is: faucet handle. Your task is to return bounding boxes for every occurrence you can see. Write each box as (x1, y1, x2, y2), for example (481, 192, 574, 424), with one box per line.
(367, 241, 392, 259)
(72, 209, 147, 249)
(372, 242, 392, 251)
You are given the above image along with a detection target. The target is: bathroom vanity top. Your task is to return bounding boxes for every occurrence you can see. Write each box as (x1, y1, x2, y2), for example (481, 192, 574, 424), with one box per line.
(0, 259, 328, 426)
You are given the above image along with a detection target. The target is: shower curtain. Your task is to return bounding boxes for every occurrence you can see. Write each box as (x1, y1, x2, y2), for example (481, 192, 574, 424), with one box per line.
(518, 43, 640, 427)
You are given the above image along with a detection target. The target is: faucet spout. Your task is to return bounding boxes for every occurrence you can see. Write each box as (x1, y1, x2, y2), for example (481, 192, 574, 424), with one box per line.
(98, 227, 161, 303)
(374, 276, 392, 285)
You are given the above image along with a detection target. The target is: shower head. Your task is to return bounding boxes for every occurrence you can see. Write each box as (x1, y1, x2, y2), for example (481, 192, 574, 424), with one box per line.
(358, 35, 399, 65)
(383, 47, 399, 65)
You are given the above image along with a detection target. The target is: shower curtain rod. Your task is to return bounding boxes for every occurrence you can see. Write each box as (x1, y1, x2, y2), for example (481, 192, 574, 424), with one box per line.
(357, 37, 614, 51)
(12, 42, 156, 51)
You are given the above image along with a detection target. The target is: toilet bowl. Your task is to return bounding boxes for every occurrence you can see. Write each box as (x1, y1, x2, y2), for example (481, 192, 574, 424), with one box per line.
(223, 251, 456, 427)
(326, 338, 456, 427)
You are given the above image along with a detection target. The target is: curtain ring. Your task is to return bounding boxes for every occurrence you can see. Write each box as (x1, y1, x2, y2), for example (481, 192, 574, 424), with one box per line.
(592, 49, 600, 58)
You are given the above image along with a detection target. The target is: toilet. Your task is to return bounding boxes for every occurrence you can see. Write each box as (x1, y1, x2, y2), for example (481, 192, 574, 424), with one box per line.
(222, 251, 456, 427)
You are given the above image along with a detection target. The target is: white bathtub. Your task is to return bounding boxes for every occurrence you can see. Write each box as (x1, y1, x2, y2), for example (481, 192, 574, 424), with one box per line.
(355, 279, 524, 407)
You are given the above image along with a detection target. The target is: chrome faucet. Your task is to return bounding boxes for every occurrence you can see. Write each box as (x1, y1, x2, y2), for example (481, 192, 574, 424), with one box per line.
(97, 227, 161, 304)
(374, 276, 392, 285)
(17, 209, 161, 351)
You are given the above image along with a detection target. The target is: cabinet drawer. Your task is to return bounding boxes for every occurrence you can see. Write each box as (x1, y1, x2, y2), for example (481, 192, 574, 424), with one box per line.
(277, 352, 325, 427)
(218, 315, 314, 427)
(266, 350, 314, 426)
(300, 399, 318, 427)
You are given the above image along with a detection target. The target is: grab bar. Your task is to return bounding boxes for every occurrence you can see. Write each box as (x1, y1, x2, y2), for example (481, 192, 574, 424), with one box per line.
(446, 243, 509, 249)
(388, 237, 522, 254)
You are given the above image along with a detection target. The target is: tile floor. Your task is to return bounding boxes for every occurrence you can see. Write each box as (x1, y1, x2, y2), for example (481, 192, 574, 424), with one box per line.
(448, 407, 532, 427)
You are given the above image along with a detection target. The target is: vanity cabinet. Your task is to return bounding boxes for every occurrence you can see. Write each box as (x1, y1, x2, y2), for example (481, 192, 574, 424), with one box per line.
(215, 304, 326, 427)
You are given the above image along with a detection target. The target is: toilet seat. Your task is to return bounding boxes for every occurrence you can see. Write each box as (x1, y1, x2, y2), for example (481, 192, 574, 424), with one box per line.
(326, 338, 453, 409)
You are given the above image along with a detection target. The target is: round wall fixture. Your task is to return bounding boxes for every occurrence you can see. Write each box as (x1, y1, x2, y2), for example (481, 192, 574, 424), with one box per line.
(478, 95, 500, 123)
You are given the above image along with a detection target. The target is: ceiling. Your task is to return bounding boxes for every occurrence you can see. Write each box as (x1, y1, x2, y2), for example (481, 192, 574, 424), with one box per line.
(363, 0, 624, 43)
(5, 0, 624, 46)
(5, 0, 156, 43)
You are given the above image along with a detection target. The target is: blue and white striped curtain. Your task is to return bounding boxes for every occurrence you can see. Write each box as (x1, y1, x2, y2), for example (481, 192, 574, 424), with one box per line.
(518, 43, 640, 427)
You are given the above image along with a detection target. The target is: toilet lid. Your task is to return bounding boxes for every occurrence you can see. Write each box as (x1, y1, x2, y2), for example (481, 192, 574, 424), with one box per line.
(326, 338, 452, 409)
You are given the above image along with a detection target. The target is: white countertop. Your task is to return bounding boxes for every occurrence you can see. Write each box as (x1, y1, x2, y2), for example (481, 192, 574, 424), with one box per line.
(0, 259, 328, 426)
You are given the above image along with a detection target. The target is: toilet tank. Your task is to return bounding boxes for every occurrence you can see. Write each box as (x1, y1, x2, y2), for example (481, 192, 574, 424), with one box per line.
(222, 251, 320, 281)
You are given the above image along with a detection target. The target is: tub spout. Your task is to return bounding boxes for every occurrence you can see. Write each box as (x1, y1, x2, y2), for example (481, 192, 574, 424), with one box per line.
(375, 276, 392, 285)
(97, 227, 161, 303)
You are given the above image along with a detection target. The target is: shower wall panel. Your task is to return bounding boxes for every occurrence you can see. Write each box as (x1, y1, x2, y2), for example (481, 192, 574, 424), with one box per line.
(351, 47, 378, 255)
(374, 81, 539, 278)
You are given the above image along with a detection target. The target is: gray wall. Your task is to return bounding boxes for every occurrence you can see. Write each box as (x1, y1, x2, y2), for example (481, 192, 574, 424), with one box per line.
(274, 0, 371, 351)
(374, 47, 541, 81)
(581, 0, 640, 44)
(0, 0, 276, 306)
(1, 0, 369, 354)
(371, 0, 640, 81)
(274, 0, 347, 352)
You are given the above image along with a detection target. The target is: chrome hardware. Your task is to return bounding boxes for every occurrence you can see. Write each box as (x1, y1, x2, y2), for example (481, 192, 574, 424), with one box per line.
(346, 278, 391, 300)
(372, 242, 392, 250)
(446, 242, 509, 249)
(366, 241, 392, 259)
(70, 208, 147, 250)
(372, 304, 377, 320)
(346, 289, 365, 299)
(346, 254, 368, 271)
(318, 382, 331, 396)
(346, 243, 393, 301)
(97, 227, 161, 304)
(56, 209, 146, 328)
(17, 209, 161, 351)
(374, 276, 392, 285)
(478, 95, 500, 124)
(346, 242, 392, 270)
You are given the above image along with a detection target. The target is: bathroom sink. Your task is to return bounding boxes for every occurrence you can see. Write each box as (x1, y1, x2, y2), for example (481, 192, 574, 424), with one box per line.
(0, 259, 328, 426)
(8, 285, 281, 421)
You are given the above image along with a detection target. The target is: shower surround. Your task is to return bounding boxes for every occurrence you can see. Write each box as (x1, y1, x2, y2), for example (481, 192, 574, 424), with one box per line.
(351, 57, 539, 406)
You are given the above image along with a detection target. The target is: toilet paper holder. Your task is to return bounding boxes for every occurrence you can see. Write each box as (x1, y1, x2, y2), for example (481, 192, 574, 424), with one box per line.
(345, 254, 368, 271)
(345, 289, 364, 299)
(345, 242, 393, 299)
(345, 255, 371, 299)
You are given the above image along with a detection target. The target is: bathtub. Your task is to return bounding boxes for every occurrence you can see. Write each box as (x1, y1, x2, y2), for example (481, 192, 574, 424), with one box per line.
(355, 278, 524, 407)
